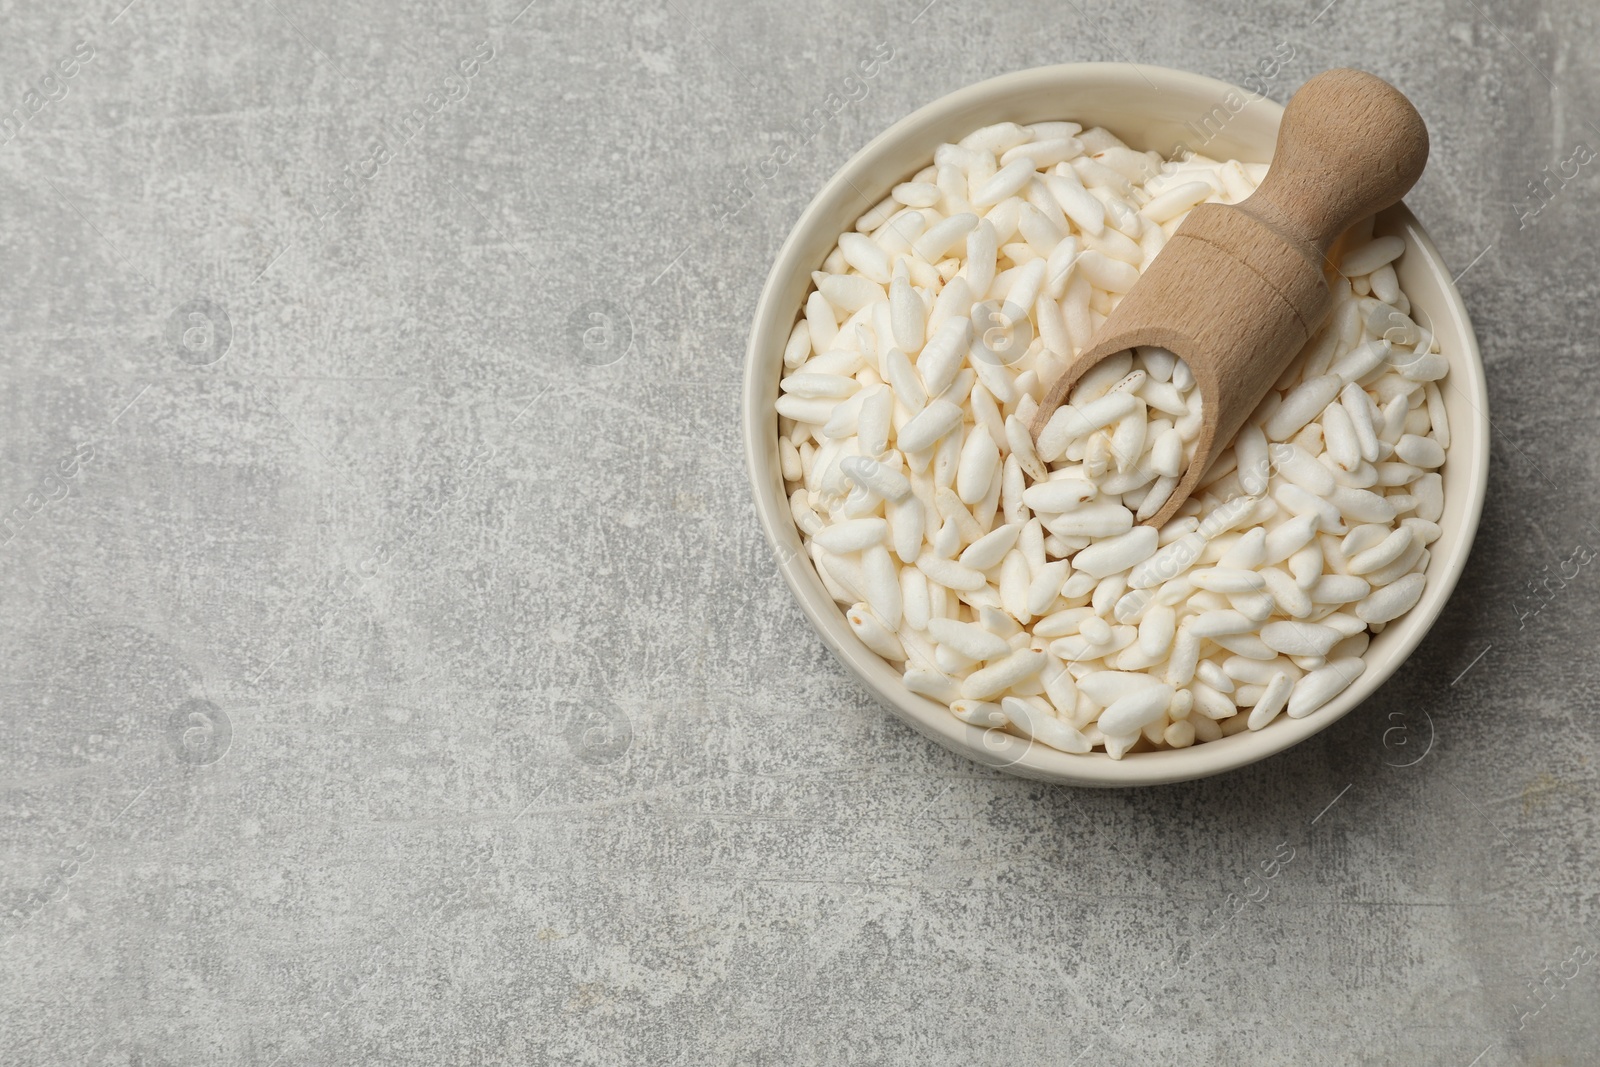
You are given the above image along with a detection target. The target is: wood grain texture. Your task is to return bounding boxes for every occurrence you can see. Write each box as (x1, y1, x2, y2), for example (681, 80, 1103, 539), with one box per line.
(1032, 68, 1430, 527)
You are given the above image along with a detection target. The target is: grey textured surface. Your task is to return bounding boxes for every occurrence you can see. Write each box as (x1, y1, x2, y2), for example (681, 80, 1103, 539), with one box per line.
(1, 0, 1597, 1063)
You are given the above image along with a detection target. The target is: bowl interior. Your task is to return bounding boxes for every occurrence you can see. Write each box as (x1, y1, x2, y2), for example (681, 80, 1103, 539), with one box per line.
(743, 64, 1488, 786)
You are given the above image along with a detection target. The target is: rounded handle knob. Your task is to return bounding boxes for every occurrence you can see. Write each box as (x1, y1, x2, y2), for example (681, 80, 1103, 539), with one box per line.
(1241, 68, 1429, 256)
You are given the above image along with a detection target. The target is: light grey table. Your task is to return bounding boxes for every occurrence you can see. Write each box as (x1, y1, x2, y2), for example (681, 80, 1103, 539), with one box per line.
(2, 1, 1595, 1063)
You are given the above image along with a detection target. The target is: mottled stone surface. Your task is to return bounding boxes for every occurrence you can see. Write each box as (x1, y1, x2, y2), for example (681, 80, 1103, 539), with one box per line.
(1, 0, 1597, 1063)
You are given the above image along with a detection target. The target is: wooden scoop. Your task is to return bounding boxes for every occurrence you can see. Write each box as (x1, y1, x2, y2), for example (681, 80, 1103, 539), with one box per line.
(1030, 68, 1429, 527)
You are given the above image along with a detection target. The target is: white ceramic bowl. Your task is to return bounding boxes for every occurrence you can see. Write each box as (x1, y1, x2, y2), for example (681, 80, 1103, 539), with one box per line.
(742, 63, 1488, 786)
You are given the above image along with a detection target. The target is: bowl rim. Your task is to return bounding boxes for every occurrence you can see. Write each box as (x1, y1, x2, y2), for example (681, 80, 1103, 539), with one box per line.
(741, 62, 1489, 787)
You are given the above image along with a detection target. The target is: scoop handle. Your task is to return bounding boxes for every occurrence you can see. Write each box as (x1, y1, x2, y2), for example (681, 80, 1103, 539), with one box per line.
(1238, 68, 1429, 258)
